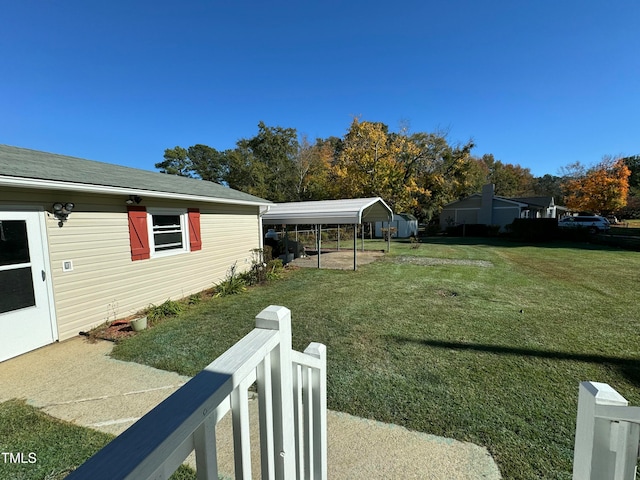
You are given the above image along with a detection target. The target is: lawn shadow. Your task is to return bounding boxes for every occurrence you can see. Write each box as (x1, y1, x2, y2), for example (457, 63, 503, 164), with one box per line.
(388, 335, 640, 388)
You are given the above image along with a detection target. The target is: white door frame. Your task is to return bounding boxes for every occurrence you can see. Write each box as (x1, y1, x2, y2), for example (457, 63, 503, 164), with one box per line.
(0, 207, 58, 360)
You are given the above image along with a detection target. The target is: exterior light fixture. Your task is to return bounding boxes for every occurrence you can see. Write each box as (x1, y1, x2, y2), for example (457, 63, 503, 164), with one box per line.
(52, 202, 75, 226)
(125, 195, 142, 205)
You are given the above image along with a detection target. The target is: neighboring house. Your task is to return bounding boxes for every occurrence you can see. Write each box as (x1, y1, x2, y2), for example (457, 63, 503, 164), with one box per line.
(439, 184, 566, 231)
(0, 145, 270, 362)
(509, 195, 566, 219)
(374, 213, 418, 238)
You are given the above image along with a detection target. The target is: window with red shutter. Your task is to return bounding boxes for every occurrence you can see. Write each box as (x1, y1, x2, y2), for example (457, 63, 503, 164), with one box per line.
(187, 208, 202, 251)
(127, 206, 150, 261)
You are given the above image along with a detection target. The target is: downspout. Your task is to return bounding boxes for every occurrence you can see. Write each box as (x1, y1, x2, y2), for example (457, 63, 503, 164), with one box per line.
(258, 205, 271, 251)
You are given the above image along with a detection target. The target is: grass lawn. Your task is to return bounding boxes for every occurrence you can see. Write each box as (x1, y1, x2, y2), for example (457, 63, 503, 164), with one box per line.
(0, 400, 196, 479)
(111, 237, 640, 479)
(0, 400, 113, 480)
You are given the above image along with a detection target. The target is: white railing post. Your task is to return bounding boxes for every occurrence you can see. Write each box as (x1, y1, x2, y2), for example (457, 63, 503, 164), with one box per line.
(293, 363, 304, 479)
(255, 305, 296, 479)
(304, 342, 327, 480)
(257, 354, 276, 480)
(573, 381, 633, 480)
(194, 415, 218, 480)
(67, 305, 325, 480)
(231, 377, 253, 479)
(611, 420, 640, 480)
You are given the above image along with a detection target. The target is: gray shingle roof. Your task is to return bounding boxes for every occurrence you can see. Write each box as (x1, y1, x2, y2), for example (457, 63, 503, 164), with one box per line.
(0, 145, 270, 206)
(509, 196, 554, 208)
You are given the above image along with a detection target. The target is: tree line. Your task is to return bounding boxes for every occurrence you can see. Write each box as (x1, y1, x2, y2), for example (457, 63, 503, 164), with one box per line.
(156, 119, 639, 221)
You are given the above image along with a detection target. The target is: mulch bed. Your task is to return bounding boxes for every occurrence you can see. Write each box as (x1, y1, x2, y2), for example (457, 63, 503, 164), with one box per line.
(85, 318, 139, 343)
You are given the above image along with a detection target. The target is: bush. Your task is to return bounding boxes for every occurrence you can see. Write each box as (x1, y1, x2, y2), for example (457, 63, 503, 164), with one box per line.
(557, 226, 593, 242)
(240, 249, 269, 286)
(214, 262, 247, 297)
(425, 222, 441, 236)
(446, 224, 492, 237)
(187, 293, 202, 305)
(146, 299, 184, 323)
(380, 227, 397, 240)
(508, 218, 559, 242)
(263, 244, 273, 262)
(266, 258, 285, 280)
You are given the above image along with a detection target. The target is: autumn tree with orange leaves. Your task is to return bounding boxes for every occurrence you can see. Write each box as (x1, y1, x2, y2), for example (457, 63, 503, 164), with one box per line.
(332, 119, 428, 212)
(561, 158, 631, 214)
(331, 118, 479, 216)
(294, 135, 336, 201)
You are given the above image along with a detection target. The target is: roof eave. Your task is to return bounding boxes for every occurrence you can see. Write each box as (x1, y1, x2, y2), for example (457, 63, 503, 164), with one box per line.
(358, 197, 393, 223)
(494, 196, 529, 207)
(0, 175, 271, 208)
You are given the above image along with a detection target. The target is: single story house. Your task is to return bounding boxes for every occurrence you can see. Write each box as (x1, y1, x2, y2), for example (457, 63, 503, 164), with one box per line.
(374, 213, 418, 238)
(439, 184, 566, 231)
(0, 145, 270, 362)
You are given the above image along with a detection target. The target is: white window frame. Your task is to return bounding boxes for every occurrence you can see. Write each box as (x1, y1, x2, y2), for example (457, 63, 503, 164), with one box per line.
(147, 208, 190, 258)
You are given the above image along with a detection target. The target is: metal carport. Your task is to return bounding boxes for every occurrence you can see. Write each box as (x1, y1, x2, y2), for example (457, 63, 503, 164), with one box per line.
(261, 197, 393, 270)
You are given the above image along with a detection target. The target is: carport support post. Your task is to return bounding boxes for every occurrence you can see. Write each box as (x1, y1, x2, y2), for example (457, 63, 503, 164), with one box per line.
(337, 224, 340, 251)
(387, 221, 391, 252)
(353, 224, 357, 271)
(317, 224, 321, 269)
(284, 225, 289, 264)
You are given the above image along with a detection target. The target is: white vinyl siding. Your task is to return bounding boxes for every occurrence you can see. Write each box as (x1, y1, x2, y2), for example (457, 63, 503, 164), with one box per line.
(47, 205, 260, 340)
(1, 187, 262, 342)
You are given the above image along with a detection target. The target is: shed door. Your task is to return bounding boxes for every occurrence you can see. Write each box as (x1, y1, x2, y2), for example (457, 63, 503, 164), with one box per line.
(0, 211, 55, 362)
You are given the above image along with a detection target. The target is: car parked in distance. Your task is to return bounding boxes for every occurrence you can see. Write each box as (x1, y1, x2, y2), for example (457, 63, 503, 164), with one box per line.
(558, 215, 610, 234)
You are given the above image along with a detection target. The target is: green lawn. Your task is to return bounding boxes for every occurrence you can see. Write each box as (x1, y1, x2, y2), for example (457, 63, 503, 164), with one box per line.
(0, 400, 113, 480)
(110, 237, 640, 479)
(0, 401, 197, 479)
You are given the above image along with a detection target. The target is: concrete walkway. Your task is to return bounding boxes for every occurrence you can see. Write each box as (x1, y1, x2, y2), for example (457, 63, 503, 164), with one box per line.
(0, 338, 501, 479)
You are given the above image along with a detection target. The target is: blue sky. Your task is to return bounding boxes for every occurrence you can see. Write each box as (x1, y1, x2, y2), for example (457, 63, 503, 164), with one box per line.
(2, 1, 638, 178)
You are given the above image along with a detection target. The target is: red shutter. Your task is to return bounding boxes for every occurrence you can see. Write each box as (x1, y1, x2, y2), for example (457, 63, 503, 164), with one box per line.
(188, 208, 202, 251)
(128, 206, 150, 261)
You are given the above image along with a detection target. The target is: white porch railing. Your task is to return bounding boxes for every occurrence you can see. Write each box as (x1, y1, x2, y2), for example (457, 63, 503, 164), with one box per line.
(67, 305, 327, 480)
(573, 381, 640, 480)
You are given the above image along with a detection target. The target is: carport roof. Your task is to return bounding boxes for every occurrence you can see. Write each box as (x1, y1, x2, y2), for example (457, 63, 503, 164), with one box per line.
(261, 197, 393, 225)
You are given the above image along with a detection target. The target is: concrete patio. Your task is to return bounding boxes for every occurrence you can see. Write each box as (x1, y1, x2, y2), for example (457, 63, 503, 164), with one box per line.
(0, 337, 501, 479)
